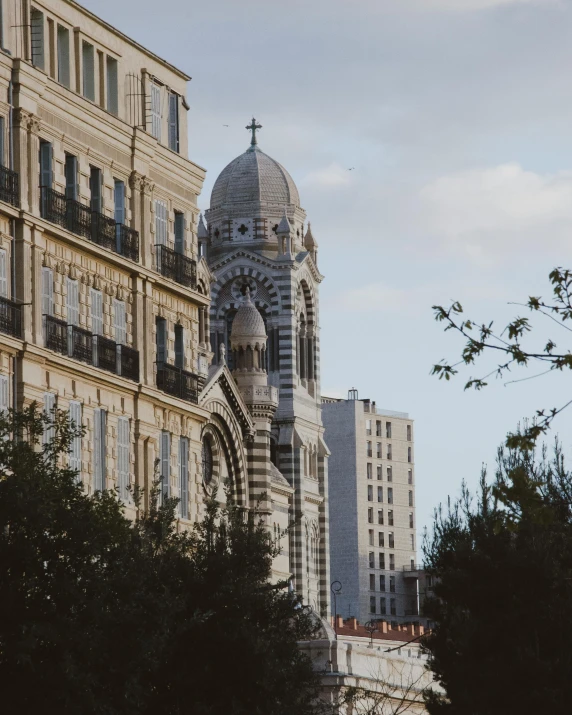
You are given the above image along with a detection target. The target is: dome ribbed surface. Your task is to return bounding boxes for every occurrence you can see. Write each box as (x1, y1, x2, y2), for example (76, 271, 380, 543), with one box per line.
(231, 290, 267, 342)
(210, 146, 300, 210)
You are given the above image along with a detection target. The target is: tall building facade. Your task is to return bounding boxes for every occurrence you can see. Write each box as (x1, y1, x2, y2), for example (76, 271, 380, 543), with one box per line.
(203, 124, 330, 615)
(323, 391, 418, 625)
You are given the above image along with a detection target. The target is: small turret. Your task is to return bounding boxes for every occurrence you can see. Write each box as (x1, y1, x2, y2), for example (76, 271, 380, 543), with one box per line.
(197, 214, 208, 258)
(230, 288, 267, 387)
(304, 222, 318, 265)
(276, 210, 292, 257)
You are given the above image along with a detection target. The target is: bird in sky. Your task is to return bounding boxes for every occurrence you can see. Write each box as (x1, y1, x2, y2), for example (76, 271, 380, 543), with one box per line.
(348, 167, 355, 171)
(223, 124, 229, 127)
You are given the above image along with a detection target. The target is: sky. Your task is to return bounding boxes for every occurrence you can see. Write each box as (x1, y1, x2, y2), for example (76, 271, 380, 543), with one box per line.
(86, 0, 572, 548)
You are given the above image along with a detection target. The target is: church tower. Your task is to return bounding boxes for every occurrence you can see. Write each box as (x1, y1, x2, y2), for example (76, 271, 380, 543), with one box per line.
(205, 119, 330, 615)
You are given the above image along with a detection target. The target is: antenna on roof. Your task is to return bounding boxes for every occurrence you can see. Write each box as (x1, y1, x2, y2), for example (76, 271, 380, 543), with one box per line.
(348, 388, 358, 401)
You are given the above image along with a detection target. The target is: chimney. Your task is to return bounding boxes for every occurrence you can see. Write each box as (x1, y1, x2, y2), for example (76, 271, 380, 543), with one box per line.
(336, 615, 344, 629)
(406, 624, 415, 636)
(347, 617, 358, 630)
(418, 625, 425, 636)
(380, 620, 388, 634)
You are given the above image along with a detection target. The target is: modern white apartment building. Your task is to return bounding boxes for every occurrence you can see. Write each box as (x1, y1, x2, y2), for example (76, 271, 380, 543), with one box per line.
(323, 390, 420, 625)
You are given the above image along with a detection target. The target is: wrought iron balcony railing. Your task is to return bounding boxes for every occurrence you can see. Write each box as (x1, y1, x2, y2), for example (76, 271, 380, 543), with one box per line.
(0, 166, 19, 207)
(155, 244, 197, 289)
(44, 316, 139, 382)
(0, 296, 22, 338)
(40, 187, 139, 262)
(156, 362, 199, 404)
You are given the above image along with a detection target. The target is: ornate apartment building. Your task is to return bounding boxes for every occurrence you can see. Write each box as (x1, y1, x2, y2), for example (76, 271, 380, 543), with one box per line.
(323, 391, 420, 625)
(0, 0, 330, 616)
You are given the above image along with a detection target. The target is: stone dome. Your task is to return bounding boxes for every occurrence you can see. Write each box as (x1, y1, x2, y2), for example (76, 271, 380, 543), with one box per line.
(230, 288, 267, 345)
(210, 145, 300, 210)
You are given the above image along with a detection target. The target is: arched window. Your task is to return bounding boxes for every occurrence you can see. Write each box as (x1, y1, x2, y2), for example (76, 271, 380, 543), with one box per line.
(202, 438, 213, 485)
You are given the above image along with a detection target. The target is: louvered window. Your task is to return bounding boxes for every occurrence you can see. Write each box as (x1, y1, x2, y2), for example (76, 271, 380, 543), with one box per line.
(106, 57, 118, 115)
(156, 317, 167, 364)
(57, 25, 70, 87)
(179, 437, 189, 519)
(66, 278, 79, 326)
(150, 82, 161, 140)
(155, 200, 167, 245)
(90, 289, 103, 335)
(174, 324, 184, 369)
(0, 248, 7, 298)
(69, 401, 82, 478)
(160, 430, 170, 501)
(93, 408, 106, 491)
(41, 268, 53, 317)
(113, 299, 126, 346)
(0, 374, 8, 414)
(114, 180, 125, 225)
(89, 166, 102, 212)
(168, 92, 179, 152)
(117, 416, 130, 501)
(43, 392, 56, 445)
(39, 140, 53, 190)
(174, 211, 184, 254)
(31, 8, 45, 70)
(64, 154, 77, 200)
(82, 41, 95, 101)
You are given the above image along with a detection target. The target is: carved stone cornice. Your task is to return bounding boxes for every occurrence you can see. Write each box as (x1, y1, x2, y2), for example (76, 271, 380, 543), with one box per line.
(14, 108, 41, 134)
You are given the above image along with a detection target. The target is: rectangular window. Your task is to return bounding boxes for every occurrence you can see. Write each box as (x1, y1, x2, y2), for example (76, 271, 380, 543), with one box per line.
(386, 422, 392, 438)
(389, 532, 394, 548)
(114, 180, 125, 225)
(160, 430, 170, 501)
(156, 317, 167, 364)
(387, 487, 393, 504)
(0, 116, 5, 167)
(41, 267, 53, 319)
(377, 486, 383, 503)
(379, 552, 385, 570)
(114, 299, 126, 346)
(365, 419, 372, 435)
(179, 437, 189, 519)
(43, 392, 56, 445)
(409, 512, 414, 529)
(0, 374, 7, 414)
(90, 289, 103, 336)
(366, 462, 372, 480)
(174, 325, 184, 369)
(408, 469, 413, 485)
(89, 166, 102, 213)
(407, 424, 412, 441)
(411, 533, 415, 550)
(379, 575, 386, 592)
(367, 485, 373, 502)
(93, 408, 106, 490)
(57, 25, 70, 87)
(409, 490, 413, 507)
(0, 248, 7, 298)
(380, 597, 386, 615)
(368, 529, 374, 546)
(366, 441, 372, 457)
(174, 211, 185, 254)
(66, 278, 79, 326)
(388, 510, 394, 526)
(390, 598, 396, 616)
(106, 56, 118, 115)
(367, 507, 373, 524)
(389, 553, 395, 571)
(370, 596, 376, 614)
(376, 420, 382, 436)
(369, 573, 375, 591)
(117, 416, 130, 502)
(155, 199, 168, 246)
(64, 153, 78, 200)
(408, 446, 412, 463)
(168, 91, 179, 152)
(387, 466, 392, 482)
(376, 442, 382, 458)
(31, 8, 45, 70)
(39, 140, 53, 198)
(377, 465, 382, 480)
(368, 552, 375, 568)
(82, 41, 95, 101)
(150, 82, 161, 140)
(69, 401, 82, 478)
(378, 532, 384, 547)
(387, 444, 392, 460)
(389, 575, 396, 593)
(378, 509, 384, 525)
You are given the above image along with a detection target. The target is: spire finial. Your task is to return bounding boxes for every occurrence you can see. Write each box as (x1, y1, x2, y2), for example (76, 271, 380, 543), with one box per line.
(246, 117, 262, 146)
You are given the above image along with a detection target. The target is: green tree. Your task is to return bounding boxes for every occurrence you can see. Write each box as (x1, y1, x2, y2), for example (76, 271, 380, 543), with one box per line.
(0, 406, 320, 714)
(422, 442, 572, 714)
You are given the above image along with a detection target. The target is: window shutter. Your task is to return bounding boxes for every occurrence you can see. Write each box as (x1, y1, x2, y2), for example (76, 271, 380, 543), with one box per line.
(57, 26, 70, 88)
(0, 248, 7, 298)
(179, 437, 189, 519)
(89, 166, 102, 213)
(151, 83, 161, 140)
(67, 278, 79, 326)
(31, 9, 45, 70)
(160, 430, 170, 501)
(40, 141, 53, 189)
(168, 92, 179, 152)
(64, 154, 77, 200)
(43, 392, 56, 444)
(41, 268, 53, 317)
(0, 374, 8, 414)
(156, 318, 167, 364)
(155, 200, 167, 245)
(82, 42, 95, 101)
(113, 299, 126, 345)
(69, 401, 82, 478)
(117, 416, 130, 501)
(94, 408, 106, 490)
(0, 117, 5, 168)
(90, 289, 103, 336)
(174, 212, 184, 254)
(174, 325, 184, 369)
(106, 57, 118, 115)
(114, 180, 125, 225)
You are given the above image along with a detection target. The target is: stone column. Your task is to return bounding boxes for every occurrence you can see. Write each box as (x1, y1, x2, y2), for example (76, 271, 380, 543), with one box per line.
(13, 109, 31, 214)
(143, 279, 155, 386)
(26, 114, 41, 216)
(30, 228, 45, 345)
(14, 219, 34, 343)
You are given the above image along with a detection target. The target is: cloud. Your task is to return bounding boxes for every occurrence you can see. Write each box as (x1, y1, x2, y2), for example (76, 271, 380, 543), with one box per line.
(332, 283, 410, 314)
(300, 163, 353, 189)
(407, 0, 558, 11)
(419, 163, 572, 259)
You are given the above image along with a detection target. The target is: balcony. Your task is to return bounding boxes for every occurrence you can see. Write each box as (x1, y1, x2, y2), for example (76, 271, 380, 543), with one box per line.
(0, 166, 19, 207)
(0, 296, 22, 338)
(156, 363, 199, 404)
(155, 244, 197, 289)
(40, 188, 139, 262)
(44, 315, 139, 382)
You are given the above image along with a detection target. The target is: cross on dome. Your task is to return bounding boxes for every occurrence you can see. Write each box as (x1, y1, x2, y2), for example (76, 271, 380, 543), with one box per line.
(246, 117, 262, 146)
